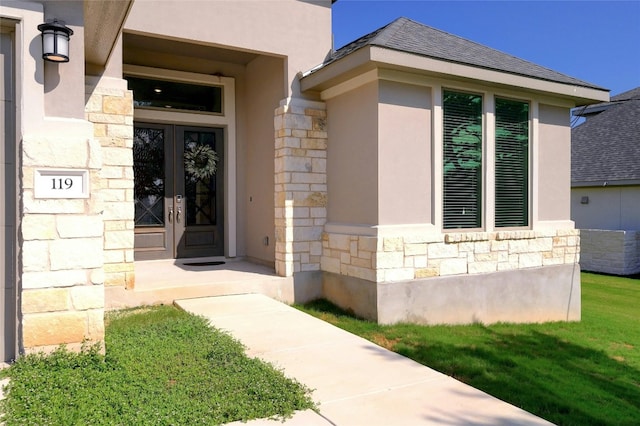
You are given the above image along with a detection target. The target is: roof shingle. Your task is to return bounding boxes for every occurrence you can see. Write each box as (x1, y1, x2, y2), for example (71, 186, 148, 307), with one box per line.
(313, 17, 605, 91)
(572, 87, 640, 184)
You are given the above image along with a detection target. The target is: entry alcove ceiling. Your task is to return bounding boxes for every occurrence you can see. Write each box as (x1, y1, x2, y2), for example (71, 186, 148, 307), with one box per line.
(123, 33, 259, 75)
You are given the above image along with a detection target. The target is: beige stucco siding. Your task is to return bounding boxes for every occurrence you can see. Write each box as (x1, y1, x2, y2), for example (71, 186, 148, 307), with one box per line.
(124, 0, 332, 98)
(378, 80, 432, 225)
(245, 55, 283, 263)
(326, 81, 379, 225)
(537, 103, 571, 222)
(41, 1, 85, 119)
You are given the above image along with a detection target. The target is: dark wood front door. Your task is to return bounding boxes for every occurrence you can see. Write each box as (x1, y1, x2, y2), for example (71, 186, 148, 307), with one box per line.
(133, 123, 224, 260)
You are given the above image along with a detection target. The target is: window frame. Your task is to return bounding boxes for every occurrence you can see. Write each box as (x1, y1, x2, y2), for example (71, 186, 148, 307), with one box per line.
(440, 88, 532, 232)
(493, 96, 531, 229)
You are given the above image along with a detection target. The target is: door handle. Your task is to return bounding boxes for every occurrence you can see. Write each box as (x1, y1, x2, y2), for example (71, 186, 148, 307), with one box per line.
(176, 206, 182, 223)
(168, 207, 173, 224)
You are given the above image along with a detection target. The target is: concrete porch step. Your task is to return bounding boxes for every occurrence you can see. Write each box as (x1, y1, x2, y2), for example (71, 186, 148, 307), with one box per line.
(105, 258, 294, 309)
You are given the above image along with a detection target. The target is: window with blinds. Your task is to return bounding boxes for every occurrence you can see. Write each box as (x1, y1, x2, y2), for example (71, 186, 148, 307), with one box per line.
(495, 98, 529, 228)
(443, 91, 483, 229)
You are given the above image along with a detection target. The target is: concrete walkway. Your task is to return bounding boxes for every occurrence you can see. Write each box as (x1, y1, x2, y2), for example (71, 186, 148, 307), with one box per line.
(176, 294, 553, 426)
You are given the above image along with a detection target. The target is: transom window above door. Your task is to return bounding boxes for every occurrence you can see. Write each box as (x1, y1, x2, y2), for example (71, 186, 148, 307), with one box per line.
(126, 76, 223, 114)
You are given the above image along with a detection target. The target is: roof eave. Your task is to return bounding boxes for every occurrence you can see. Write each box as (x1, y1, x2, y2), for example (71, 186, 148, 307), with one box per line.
(301, 46, 609, 105)
(572, 179, 640, 188)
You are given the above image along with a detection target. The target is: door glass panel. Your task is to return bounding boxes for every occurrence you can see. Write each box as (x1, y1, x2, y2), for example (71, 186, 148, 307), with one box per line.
(134, 127, 165, 226)
(183, 130, 218, 226)
(126, 76, 223, 113)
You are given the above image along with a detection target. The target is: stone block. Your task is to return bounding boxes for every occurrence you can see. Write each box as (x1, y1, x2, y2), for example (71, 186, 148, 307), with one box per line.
(439, 258, 468, 275)
(22, 288, 70, 313)
(321, 256, 341, 274)
(508, 239, 530, 254)
(474, 241, 491, 253)
(383, 237, 404, 252)
(328, 233, 351, 250)
(22, 137, 88, 168)
(22, 270, 87, 289)
(86, 309, 106, 341)
(50, 238, 103, 270)
(57, 215, 103, 238)
(310, 207, 326, 218)
(22, 215, 57, 240)
(468, 261, 498, 274)
(22, 240, 50, 272)
(383, 268, 414, 282)
(405, 243, 427, 256)
(312, 158, 326, 173)
(103, 95, 133, 115)
(103, 203, 134, 221)
(358, 236, 378, 253)
(519, 252, 543, 268)
(22, 312, 88, 348)
(90, 268, 105, 285)
(415, 267, 439, 278)
(85, 93, 102, 113)
(414, 256, 428, 268)
(293, 241, 310, 252)
(71, 285, 105, 310)
(301, 138, 327, 150)
(107, 124, 132, 140)
(375, 251, 404, 269)
(292, 226, 323, 242)
(23, 196, 86, 215)
(310, 241, 323, 256)
(88, 113, 126, 124)
(104, 262, 134, 273)
(103, 147, 133, 167)
(291, 172, 326, 184)
(428, 242, 458, 259)
(351, 257, 372, 268)
(529, 237, 553, 252)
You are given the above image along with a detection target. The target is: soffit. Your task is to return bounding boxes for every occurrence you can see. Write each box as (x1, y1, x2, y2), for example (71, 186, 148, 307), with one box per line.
(301, 45, 609, 106)
(84, 0, 133, 67)
(123, 32, 259, 74)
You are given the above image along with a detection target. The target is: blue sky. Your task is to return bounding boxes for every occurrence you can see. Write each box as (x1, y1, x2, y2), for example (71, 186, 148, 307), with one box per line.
(331, 1, 640, 96)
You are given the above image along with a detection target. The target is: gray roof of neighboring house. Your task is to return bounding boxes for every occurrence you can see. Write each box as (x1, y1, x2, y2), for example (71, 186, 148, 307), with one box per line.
(572, 87, 640, 185)
(310, 17, 606, 90)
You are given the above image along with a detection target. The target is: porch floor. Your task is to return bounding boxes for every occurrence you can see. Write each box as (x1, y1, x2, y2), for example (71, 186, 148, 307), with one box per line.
(105, 257, 294, 310)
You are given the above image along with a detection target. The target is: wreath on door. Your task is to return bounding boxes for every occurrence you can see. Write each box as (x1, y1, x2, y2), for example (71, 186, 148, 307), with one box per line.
(184, 144, 218, 181)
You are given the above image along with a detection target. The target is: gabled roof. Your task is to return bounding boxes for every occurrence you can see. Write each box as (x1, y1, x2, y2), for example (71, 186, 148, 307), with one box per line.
(306, 17, 606, 91)
(572, 87, 640, 186)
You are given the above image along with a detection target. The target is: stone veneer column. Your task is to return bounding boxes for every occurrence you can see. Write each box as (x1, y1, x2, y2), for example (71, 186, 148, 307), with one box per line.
(20, 118, 105, 353)
(274, 98, 327, 276)
(85, 79, 135, 289)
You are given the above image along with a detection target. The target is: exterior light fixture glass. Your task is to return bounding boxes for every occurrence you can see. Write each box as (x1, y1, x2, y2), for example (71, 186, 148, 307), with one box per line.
(37, 19, 74, 63)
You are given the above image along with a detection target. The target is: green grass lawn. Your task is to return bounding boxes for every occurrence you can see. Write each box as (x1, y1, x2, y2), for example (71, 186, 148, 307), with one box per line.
(298, 272, 640, 426)
(0, 305, 314, 425)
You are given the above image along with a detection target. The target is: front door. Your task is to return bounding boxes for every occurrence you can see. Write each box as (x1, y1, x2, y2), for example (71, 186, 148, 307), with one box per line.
(133, 123, 224, 260)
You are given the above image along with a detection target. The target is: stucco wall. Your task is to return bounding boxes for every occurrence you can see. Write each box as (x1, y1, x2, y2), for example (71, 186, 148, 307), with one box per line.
(571, 186, 640, 230)
(538, 104, 571, 221)
(378, 80, 432, 225)
(245, 55, 283, 264)
(326, 81, 379, 225)
(124, 0, 332, 99)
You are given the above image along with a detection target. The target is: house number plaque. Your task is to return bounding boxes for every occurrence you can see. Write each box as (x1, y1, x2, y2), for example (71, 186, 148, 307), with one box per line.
(34, 169, 90, 199)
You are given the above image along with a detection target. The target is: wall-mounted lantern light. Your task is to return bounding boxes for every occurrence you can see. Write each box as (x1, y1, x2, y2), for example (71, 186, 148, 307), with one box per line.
(37, 19, 74, 63)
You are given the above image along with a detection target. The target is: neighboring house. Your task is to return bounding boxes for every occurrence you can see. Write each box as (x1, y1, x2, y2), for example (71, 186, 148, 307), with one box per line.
(1, 2, 608, 361)
(571, 87, 640, 275)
